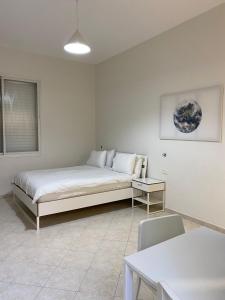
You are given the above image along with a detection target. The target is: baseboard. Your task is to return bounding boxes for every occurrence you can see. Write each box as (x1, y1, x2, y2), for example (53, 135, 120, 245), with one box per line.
(166, 208, 225, 234)
(0, 192, 12, 199)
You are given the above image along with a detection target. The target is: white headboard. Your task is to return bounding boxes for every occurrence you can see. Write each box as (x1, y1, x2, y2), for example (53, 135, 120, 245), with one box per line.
(136, 154, 148, 178)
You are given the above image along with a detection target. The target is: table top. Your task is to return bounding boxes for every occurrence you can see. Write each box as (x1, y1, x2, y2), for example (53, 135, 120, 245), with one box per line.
(125, 227, 225, 300)
(132, 177, 164, 185)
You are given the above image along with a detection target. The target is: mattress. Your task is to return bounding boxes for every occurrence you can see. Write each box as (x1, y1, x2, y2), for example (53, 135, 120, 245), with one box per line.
(14, 165, 133, 203)
(37, 181, 131, 203)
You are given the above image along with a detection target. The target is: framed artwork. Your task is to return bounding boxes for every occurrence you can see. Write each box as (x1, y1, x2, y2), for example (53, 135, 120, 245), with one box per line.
(160, 85, 223, 142)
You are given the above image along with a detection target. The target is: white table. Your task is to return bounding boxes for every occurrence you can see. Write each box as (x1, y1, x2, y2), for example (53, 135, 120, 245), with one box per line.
(124, 227, 225, 300)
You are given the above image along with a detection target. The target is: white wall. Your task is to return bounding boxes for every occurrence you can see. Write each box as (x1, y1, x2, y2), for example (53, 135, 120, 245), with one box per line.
(96, 4, 225, 229)
(0, 47, 95, 196)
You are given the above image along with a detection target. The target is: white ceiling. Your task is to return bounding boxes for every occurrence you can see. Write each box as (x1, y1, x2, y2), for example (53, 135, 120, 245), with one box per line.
(0, 0, 224, 64)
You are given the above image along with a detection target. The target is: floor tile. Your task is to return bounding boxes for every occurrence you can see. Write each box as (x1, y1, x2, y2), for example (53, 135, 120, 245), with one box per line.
(82, 228, 107, 239)
(0, 245, 11, 262)
(79, 268, 119, 297)
(45, 235, 74, 250)
(91, 252, 123, 273)
(0, 282, 41, 300)
(75, 292, 114, 300)
(58, 223, 87, 235)
(0, 261, 54, 286)
(75, 237, 102, 253)
(6, 246, 67, 266)
(0, 232, 25, 249)
(115, 274, 155, 300)
(128, 229, 138, 243)
(0, 196, 202, 300)
(0, 223, 19, 237)
(37, 226, 63, 238)
(105, 228, 130, 242)
(13, 262, 55, 286)
(114, 274, 124, 297)
(100, 240, 127, 255)
(0, 262, 17, 283)
(60, 250, 94, 270)
(45, 267, 86, 291)
(21, 234, 56, 249)
(138, 280, 156, 300)
(36, 287, 77, 300)
(125, 242, 137, 256)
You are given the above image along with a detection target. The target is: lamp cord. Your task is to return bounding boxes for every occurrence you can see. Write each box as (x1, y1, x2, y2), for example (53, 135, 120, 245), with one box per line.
(75, 0, 79, 30)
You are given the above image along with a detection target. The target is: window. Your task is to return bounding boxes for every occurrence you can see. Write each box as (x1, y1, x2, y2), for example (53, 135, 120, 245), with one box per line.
(0, 77, 39, 154)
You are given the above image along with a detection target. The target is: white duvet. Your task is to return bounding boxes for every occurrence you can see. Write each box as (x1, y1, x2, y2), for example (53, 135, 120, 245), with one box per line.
(14, 165, 132, 203)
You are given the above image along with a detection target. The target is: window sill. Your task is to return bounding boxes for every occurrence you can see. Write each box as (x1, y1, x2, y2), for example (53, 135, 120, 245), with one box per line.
(0, 151, 41, 158)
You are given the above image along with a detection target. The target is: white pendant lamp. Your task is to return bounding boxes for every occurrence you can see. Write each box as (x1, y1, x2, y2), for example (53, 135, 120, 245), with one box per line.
(64, 0, 91, 55)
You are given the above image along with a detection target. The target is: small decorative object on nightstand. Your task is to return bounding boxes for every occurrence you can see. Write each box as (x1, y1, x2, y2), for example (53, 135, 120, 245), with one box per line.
(132, 178, 165, 214)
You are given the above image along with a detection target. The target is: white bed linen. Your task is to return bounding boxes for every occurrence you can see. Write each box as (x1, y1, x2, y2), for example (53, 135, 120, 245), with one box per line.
(14, 165, 133, 203)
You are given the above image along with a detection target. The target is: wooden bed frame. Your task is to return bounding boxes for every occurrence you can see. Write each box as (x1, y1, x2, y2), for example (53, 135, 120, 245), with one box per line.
(13, 155, 148, 230)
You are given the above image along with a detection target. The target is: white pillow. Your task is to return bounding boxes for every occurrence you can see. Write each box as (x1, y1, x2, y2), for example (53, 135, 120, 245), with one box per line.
(86, 150, 107, 168)
(105, 149, 116, 168)
(133, 157, 143, 178)
(112, 152, 136, 175)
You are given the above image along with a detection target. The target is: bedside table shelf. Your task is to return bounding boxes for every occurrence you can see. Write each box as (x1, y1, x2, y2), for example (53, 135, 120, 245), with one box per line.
(132, 178, 165, 214)
(133, 196, 163, 206)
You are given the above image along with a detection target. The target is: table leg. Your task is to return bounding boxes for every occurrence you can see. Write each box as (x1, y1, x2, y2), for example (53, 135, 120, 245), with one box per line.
(124, 263, 133, 300)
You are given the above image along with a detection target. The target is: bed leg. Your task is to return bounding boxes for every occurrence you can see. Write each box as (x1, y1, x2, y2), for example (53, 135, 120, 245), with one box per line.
(36, 216, 40, 231)
(132, 188, 134, 208)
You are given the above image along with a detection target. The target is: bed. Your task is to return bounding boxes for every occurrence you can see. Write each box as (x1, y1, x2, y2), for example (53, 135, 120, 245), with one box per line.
(13, 154, 147, 230)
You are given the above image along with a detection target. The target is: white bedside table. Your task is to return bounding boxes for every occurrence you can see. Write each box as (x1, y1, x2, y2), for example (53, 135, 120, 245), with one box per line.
(132, 178, 165, 214)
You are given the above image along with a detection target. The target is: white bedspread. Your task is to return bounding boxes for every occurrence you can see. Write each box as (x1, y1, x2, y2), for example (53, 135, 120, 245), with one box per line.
(14, 165, 132, 203)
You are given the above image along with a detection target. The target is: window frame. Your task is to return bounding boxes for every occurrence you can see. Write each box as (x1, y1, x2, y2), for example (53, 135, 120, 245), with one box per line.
(0, 75, 41, 157)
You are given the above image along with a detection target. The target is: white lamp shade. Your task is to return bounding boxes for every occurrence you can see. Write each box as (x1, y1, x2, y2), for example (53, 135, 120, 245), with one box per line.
(64, 30, 91, 55)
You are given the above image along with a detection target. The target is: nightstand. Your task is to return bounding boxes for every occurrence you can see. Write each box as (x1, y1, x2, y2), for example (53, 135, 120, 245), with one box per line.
(132, 178, 165, 214)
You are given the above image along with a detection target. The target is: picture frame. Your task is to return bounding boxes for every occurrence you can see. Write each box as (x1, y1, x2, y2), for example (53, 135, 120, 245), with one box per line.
(159, 85, 223, 142)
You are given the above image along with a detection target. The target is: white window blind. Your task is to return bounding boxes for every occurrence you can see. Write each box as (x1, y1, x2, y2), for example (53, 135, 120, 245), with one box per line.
(1, 79, 39, 153)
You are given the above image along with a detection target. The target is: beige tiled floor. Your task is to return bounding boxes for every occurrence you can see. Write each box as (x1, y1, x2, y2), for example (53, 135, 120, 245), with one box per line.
(0, 197, 200, 300)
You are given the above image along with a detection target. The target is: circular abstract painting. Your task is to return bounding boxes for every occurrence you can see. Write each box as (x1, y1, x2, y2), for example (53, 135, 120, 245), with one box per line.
(173, 100, 202, 133)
